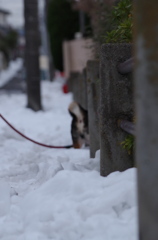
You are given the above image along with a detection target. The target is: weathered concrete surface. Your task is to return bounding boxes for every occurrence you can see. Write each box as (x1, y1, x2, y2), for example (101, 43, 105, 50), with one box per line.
(87, 60, 100, 158)
(100, 43, 134, 176)
(135, 1, 158, 240)
(79, 68, 87, 110)
(67, 70, 87, 110)
(73, 73, 82, 104)
(67, 72, 78, 93)
(67, 72, 81, 103)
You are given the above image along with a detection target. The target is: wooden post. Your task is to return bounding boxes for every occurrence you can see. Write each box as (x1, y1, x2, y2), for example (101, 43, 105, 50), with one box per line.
(134, 1, 158, 240)
(24, 0, 42, 111)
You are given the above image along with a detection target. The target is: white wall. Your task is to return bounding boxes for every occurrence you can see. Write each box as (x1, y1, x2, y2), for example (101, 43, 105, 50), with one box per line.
(63, 38, 95, 78)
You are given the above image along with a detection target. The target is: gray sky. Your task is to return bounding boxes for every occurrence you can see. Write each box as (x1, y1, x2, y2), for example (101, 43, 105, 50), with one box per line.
(0, 0, 24, 27)
(0, 0, 44, 28)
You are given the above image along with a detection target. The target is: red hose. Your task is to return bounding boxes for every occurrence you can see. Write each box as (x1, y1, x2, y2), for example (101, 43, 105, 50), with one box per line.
(0, 114, 73, 149)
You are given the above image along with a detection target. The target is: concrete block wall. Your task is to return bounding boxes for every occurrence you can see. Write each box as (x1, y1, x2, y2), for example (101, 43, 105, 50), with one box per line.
(67, 43, 134, 177)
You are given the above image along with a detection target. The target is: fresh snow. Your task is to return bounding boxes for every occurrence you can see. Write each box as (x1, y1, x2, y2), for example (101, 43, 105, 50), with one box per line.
(0, 73, 138, 239)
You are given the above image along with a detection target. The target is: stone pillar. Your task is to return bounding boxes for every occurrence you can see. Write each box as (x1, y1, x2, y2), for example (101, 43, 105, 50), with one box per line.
(134, 1, 158, 240)
(67, 72, 81, 103)
(87, 60, 100, 158)
(100, 43, 134, 176)
(67, 72, 79, 93)
(79, 68, 88, 110)
(68, 70, 87, 109)
(73, 72, 82, 104)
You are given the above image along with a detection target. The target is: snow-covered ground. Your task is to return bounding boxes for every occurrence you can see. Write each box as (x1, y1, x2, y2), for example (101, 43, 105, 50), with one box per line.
(0, 75, 138, 239)
(0, 58, 23, 87)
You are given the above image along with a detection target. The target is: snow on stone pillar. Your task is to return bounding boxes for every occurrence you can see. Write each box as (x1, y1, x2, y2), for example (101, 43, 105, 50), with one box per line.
(134, 1, 158, 240)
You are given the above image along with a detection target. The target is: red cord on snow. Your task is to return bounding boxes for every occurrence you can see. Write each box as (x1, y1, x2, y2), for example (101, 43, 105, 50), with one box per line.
(0, 114, 73, 149)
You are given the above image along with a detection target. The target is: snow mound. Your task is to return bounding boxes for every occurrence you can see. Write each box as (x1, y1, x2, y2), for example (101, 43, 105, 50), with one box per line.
(0, 76, 138, 240)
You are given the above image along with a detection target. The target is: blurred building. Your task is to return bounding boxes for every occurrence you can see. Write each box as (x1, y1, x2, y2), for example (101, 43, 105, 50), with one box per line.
(17, 28, 25, 59)
(39, 12, 50, 80)
(0, 8, 10, 31)
(0, 8, 10, 71)
(63, 33, 94, 78)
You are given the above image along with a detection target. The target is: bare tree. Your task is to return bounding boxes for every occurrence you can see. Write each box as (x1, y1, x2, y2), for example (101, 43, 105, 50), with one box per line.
(24, 0, 42, 111)
(45, 0, 55, 81)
